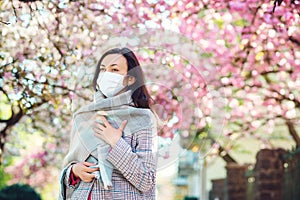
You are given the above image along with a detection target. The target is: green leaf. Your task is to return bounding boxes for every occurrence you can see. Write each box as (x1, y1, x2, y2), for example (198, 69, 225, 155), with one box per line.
(0, 95, 12, 120)
(38, 56, 46, 62)
(200, 52, 213, 58)
(213, 19, 224, 29)
(225, 40, 232, 48)
(197, 10, 206, 18)
(232, 19, 249, 27)
(0, 158, 13, 190)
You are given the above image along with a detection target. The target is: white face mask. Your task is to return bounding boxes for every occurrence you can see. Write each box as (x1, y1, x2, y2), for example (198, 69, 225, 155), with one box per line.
(97, 71, 127, 97)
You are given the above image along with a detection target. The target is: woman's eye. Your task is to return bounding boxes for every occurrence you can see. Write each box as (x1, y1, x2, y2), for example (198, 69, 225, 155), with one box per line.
(112, 69, 119, 72)
(100, 68, 105, 72)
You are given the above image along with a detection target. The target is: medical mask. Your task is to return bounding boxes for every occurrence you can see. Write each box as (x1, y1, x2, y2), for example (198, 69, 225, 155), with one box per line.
(97, 71, 127, 97)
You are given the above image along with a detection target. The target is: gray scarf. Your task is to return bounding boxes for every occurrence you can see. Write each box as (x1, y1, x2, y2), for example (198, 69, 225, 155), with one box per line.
(61, 89, 154, 193)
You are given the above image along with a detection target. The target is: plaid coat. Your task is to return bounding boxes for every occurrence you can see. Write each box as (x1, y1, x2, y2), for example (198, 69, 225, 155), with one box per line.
(61, 126, 157, 200)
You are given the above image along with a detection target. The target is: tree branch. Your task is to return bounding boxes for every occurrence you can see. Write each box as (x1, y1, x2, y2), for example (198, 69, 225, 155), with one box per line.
(207, 135, 238, 163)
(285, 119, 300, 147)
(0, 103, 24, 164)
(0, 59, 18, 68)
(0, 20, 10, 25)
(218, 144, 238, 163)
(289, 36, 300, 46)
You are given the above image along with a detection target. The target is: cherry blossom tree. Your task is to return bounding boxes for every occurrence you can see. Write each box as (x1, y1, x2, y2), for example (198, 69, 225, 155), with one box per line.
(0, 0, 299, 197)
(177, 0, 300, 154)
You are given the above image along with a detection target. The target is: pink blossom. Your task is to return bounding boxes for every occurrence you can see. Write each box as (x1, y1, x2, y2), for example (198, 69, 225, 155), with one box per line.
(4, 72, 13, 79)
(15, 52, 25, 62)
(229, 2, 247, 12)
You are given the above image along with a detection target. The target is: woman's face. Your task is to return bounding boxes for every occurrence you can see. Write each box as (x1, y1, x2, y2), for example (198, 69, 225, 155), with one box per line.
(99, 53, 135, 91)
(100, 54, 128, 75)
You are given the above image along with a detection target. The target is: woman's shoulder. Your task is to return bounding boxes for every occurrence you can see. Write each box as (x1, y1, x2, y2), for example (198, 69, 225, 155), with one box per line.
(123, 107, 156, 130)
(126, 106, 152, 116)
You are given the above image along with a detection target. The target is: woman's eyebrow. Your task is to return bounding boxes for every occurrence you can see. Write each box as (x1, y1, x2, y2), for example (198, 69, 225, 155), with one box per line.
(100, 64, 118, 67)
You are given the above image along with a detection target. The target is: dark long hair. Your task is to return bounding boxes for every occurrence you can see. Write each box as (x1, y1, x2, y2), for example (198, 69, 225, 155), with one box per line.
(92, 47, 153, 109)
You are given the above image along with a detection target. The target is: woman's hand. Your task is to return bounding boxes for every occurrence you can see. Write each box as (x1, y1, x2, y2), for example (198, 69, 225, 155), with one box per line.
(93, 115, 127, 147)
(72, 162, 99, 183)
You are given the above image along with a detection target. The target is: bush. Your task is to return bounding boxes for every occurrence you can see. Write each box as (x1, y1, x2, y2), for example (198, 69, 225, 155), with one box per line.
(0, 183, 41, 200)
(0, 158, 13, 190)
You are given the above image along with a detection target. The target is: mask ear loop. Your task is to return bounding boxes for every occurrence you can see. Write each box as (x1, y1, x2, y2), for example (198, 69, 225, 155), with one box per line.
(124, 74, 136, 87)
(123, 75, 130, 88)
(93, 91, 96, 104)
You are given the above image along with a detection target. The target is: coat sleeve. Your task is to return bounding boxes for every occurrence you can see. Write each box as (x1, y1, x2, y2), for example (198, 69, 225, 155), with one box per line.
(106, 127, 157, 193)
(59, 161, 79, 200)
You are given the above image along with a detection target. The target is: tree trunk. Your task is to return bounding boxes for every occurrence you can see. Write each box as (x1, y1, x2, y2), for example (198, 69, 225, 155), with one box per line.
(0, 105, 23, 164)
(286, 119, 300, 147)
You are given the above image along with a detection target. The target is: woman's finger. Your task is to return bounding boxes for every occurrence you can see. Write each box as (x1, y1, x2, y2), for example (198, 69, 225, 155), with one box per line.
(93, 130, 105, 141)
(118, 120, 128, 132)
(83, 162, 97, 167)
(93, 127, 104, 137)
(85, 166, 100, 173)
(82, 173, 95, 182)
(94, 121, 105, 131)
(98, 115, 110, 127)
(87, 173, 96, 180)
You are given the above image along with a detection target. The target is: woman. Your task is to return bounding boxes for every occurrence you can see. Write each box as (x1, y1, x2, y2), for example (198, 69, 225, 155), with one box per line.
(59, 48, 158, 200)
